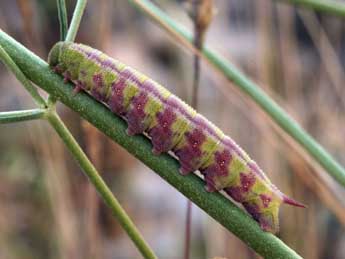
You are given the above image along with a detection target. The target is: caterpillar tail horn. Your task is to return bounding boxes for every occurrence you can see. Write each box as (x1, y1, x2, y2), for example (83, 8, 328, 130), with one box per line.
(282, 194, 306, 208)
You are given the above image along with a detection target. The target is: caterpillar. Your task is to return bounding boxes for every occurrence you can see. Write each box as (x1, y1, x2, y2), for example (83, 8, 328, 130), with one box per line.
(48, 42, 305, 234)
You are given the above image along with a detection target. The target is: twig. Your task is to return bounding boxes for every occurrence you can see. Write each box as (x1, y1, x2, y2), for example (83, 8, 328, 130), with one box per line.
(273, 0, 345, 18)
(65, 0, 87, 42)
(0, 45, 46, 108)
(0, 109, 46, 124)
(57, 0, 68, 40)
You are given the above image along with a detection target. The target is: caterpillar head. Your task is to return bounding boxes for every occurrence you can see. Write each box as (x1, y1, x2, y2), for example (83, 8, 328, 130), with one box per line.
(48, 41, 72, 69)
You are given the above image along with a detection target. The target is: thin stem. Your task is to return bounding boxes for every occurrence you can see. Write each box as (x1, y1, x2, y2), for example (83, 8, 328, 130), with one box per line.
(273, 0, 345, 18)
(127, 0, 345, 187)
(0, 29, 302, 259)
(184, 201, 192, 259)
(57, 0, 68, 40)
(0, 109, 46, 124)
(0, 45, 46, 108)
(46, 110, 157, 259)
(65, 0, 87, 42)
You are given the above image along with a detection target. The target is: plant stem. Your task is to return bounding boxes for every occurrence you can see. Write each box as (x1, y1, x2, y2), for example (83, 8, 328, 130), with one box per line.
(0, 109, 46, 124)
(0, 45, 46, 108)
(273, 0, 345, 17)
(57, 0, 68, 40)
(46, 109, 157, 259)
(65, 0, 87, 42)
(0, 29, 302, 259)
(127, 0, 345, 188)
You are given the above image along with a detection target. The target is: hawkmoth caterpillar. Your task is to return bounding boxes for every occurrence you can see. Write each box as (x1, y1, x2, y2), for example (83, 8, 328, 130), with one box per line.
(48, 42, 305, 234)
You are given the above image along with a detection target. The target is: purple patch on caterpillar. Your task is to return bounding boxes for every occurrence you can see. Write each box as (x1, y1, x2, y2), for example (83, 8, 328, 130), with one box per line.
(126, 92, 148, 135)
(108, 78, 126, 115)
(260, 194, 272, 208)
(72, 45, 122, 74)
(242, 202, 275, 232)
(121, 68, 142, 85)
(174, 129, 206, 174)
(101, 58, 122, 73)
(92, 73, 106, 101)
(224, 172, 256, 202)
(259, 218, 274, 232)
(149, 108, 177, 155)
(242, 202, 261, 221)
(201, 150, 232, 191)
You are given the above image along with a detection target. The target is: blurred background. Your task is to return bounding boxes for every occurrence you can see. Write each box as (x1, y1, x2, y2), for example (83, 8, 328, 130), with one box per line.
(1, 0, 345, 258)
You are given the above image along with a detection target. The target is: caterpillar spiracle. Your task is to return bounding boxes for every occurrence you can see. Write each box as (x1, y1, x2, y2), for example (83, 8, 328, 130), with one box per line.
(48, 42, 305, 234)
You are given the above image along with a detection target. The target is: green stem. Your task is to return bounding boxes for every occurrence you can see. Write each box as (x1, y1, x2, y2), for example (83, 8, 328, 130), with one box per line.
(46, 109, 157, 259)
(0, 109, 46, 124)
(127, 0, 345, 187)
(65, 0, 87, 42)
(0, 45, 46, 108)
(0, 29, 302, 259)
(273, 0, 345, 17)
(57, 0, 68, 40)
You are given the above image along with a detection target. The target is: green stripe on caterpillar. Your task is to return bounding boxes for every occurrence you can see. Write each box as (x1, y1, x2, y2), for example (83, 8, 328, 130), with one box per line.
(48, 42, 305, 234)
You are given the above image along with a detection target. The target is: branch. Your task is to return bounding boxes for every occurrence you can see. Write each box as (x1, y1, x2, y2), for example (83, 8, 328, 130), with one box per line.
(57, 0, 68, 40)
(0, 45, 46, 108)
(0, 109, 46, 124)
(273, 0, 345, 17)
(127, 0, 345, 188)
(0, 30, 302, 259)
(65, 0, 87, 42)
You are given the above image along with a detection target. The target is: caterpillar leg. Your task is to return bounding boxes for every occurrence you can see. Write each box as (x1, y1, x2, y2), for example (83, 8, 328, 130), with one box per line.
(52, 65, 63, 74)
(108, 80, 127, 115)
(72, 80, 85, 96)
(173, 115, 221, 175)
(148, 107, 176, 155)
(148, 94, 190, 156)
(126, 92, 157, 136)
(201, 149, 232, 192)
(174, 128, 206, 175)
(91, 73, 106, 102)
(62, 71, 72, 83)
(242, 201, 280, 233)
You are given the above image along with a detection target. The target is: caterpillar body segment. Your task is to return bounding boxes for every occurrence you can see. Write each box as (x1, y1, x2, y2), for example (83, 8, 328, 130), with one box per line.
(48, 42, 305, 234)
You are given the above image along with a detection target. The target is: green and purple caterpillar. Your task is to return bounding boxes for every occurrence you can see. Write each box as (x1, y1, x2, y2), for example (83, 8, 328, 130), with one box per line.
(48, 42, 305, 234)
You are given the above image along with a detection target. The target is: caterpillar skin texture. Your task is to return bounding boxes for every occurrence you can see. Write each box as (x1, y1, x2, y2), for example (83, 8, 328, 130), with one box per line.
(48, 42, 305, 234)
